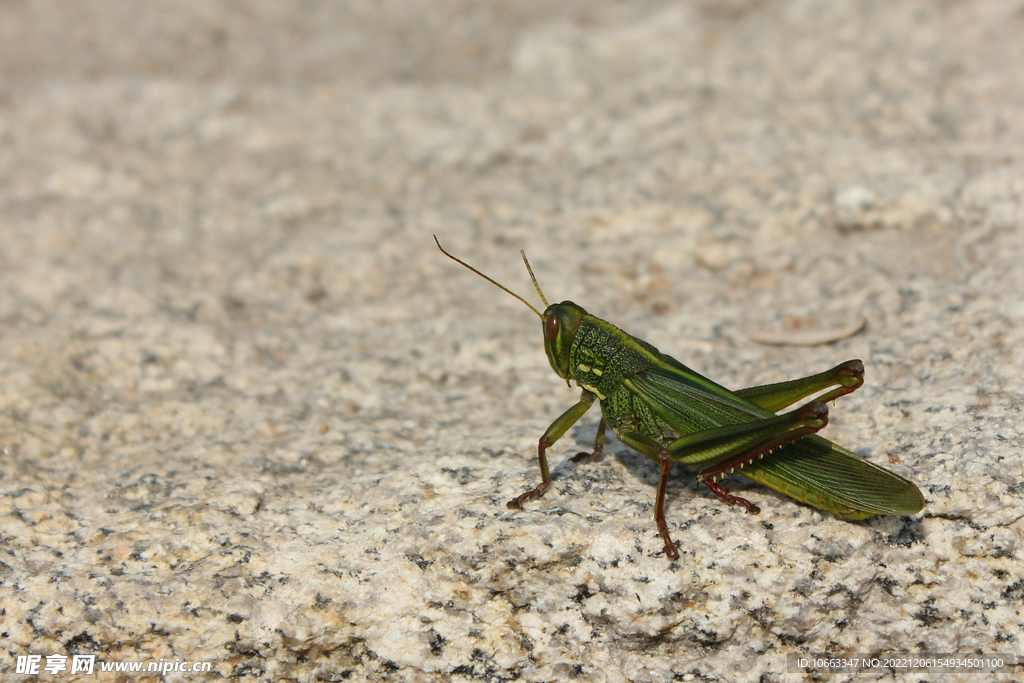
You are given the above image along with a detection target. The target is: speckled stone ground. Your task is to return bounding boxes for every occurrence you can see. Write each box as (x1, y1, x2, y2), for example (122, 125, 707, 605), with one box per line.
(2, 2, 1023, 682)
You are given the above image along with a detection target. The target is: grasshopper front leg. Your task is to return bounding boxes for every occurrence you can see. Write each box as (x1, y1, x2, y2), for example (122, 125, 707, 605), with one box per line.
(507, 390, 597, 510)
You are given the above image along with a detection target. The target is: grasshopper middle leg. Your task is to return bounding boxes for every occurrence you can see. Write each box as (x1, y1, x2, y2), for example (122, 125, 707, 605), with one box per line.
(572, 417, 607, 464)
(655, 450, 680, 559)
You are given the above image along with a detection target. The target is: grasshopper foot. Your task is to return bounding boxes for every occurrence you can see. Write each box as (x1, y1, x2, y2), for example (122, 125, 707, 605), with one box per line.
(571, 448, 604, 464)
(507, 481, 550, 510)
(573, 420, 607, 463)
(657, 519, 680, 560)
(702, 479, 761, 515)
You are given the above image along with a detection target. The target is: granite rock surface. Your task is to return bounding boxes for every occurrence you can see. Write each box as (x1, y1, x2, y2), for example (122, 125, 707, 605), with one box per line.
(1, 2, 1023, 681)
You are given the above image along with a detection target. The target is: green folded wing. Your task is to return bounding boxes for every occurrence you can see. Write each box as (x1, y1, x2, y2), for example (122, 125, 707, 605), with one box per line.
(736, 435, 925, 517)
(624, 355, 925, 518)
(625, 355, 773, 433)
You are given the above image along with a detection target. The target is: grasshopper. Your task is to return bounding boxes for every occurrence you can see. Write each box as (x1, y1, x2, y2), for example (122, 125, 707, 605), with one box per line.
(435, 237, 924, 559)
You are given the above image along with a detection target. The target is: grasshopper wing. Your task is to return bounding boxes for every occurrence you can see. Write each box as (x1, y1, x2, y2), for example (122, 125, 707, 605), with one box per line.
(737, 434, 925, 518)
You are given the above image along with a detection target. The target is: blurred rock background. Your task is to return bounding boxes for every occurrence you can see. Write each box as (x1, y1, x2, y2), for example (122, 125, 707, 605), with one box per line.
(1, 1, 1022, 681)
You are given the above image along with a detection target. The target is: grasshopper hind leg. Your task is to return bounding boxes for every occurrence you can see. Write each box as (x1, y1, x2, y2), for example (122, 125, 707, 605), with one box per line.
(735, 360, 864, 412)
(659, 399, 832, 513)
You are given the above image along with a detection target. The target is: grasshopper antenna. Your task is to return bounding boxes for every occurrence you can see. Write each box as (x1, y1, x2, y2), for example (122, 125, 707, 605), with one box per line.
(519, 248, 550, 310)
(434, 235, 545, 319)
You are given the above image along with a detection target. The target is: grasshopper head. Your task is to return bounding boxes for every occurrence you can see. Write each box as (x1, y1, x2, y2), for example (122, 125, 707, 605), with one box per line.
(542, 302, 586, 380)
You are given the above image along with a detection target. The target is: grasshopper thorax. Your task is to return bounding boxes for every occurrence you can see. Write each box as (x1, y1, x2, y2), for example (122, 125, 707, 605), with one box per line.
(543, 302, 587, 380)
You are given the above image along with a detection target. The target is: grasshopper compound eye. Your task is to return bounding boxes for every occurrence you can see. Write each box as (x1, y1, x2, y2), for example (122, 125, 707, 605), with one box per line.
(545, 314, 559, 342)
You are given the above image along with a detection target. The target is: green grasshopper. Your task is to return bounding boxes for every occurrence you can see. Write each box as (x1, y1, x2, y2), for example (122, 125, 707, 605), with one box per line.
(435, 237, 924, 559)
